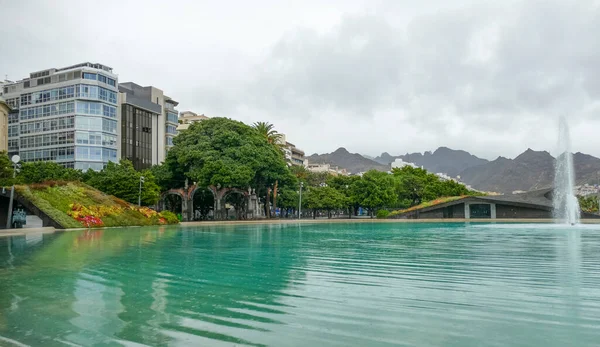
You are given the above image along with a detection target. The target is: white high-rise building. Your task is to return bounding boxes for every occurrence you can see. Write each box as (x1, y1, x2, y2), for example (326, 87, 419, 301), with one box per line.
(1, 63, 119, 170)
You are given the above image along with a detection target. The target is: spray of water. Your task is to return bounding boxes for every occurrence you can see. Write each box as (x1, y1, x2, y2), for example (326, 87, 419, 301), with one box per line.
(553, 116, 580, 224)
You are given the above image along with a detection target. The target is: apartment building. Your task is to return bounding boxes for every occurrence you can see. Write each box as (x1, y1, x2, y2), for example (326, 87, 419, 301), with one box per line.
(1, 63, 119, 170)
(117, 82, 179, 170)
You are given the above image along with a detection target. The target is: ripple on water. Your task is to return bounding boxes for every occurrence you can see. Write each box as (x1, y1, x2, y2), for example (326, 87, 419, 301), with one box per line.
(0, 223, 599, 346)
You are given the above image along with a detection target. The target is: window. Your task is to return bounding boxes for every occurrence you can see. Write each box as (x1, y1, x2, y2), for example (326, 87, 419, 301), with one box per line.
(167, 111, 178, 124)
(83, 73, 97, 80)
(8, 125, 19, 137)
(166, 125, 177, 134)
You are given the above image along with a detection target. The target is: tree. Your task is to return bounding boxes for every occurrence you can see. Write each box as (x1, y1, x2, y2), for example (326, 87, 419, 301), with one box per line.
(253, 121, 287, 217)
(85, 160, 160, 205)
(0, 151, 15, 186)
(18, 161, 82, 184)
(166, 118, 290, 217)
(392, 166, 472, 207)
(304, 186, 347, 219)
(350, 170, 396, 217)
(252, 121, 284, 146)
(277, 188, 299, 217)
(327, 175, 361, 217)
(579, 196, 599, 213)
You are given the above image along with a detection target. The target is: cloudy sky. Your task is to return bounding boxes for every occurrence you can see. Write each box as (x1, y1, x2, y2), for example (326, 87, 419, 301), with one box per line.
(2, 0, 599, 160)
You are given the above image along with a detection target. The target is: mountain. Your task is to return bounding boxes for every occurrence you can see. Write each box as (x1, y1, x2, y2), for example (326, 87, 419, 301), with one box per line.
(307, 147, 389, 174)
(458, 149, 600, 193)
(398, 147, 489, 177)
(459, 149, 554, 193)
(373, 147, 488, 176)
(372, 152, 397, 165)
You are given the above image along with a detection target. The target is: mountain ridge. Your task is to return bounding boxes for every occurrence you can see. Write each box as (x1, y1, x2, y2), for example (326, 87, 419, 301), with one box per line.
(308, 147, 600, 193)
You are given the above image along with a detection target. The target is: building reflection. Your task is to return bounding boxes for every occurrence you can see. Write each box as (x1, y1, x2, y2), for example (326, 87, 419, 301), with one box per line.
(0, 225, 308, 346)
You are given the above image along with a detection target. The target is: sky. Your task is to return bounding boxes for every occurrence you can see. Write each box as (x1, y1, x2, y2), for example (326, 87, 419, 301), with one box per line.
(1, 0, 600, 160)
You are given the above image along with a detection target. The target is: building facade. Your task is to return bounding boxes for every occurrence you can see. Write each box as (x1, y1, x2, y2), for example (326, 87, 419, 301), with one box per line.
(176, 111, 209, 133)
(117, 82, 179, 170)
(0, 97, 9, 152)
(1, 63, 119, 170)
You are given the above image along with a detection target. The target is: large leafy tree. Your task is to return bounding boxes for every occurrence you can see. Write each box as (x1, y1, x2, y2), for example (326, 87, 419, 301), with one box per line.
(304, 186, 347, 219)
(85, 159, 160, 205)
(166, 117, 290, 199)
(350, 170, 396, 217)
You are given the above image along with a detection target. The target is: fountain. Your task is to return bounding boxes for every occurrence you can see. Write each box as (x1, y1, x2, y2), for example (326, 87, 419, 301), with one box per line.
(553, 116, 580, 225)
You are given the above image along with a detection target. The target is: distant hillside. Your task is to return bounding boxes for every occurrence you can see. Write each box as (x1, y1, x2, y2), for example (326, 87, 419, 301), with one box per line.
(307, 147, 389, 174)
(373, 147, 488, 177)
(459, 149, 554, 193)
(458, 149, 600, 193)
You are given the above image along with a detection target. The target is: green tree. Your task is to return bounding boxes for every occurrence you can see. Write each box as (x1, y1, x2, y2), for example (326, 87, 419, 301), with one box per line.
(18, 161, 82, 184)
(392, 166, 472, 207)
(0, 151, 15, 186)
(350, 170, 396, 217)
(327, 175, 360, 217)
(166, 118, 290, 217)
(85, 160, 160, 205)
(304, 185, 347, 219)
(579, 195, 599, 213)
(252, 121, 284, 146)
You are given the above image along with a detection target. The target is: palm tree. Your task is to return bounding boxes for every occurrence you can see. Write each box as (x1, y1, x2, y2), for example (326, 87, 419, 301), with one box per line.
(253, 122, 285, 218)
(252, 121, 283, 146)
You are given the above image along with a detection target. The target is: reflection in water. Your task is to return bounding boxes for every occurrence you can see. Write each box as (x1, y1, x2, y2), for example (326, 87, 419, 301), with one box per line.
(0, 224, 600, 346)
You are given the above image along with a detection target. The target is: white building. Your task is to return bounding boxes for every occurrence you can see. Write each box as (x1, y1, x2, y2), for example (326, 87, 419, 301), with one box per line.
(2, 62, 119, 170)
(391, 158, 418, 169)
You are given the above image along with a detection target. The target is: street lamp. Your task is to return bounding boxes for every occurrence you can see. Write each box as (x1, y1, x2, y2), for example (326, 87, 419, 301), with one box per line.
(6, 155, 20, 229)
(298, 181, 304, 219)
(138, 176, 145, 206)
(346, 184, 350, 219)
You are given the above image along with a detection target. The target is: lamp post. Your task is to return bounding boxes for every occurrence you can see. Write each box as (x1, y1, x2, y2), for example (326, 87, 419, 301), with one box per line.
(138, 176, 145, 206)
(346, 184, 350, 219)
(298, 181, 304, 219)
(6, 155, 20, 229)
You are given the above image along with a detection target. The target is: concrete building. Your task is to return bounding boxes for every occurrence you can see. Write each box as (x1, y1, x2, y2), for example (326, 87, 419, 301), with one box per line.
(276, 133, 305, 167)
(117, 83, 179, 170)
(390, 189, 600, 220)
(177, 111, 208, 132)
(287, 142, 305, 166)
(1, 63, 119, 170)
(0, 96, 9, 152)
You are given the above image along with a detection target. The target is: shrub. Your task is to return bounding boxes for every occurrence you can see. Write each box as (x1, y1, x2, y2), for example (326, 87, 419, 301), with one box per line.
(159, 211, 179, 224)
(376, 210, 390, 219)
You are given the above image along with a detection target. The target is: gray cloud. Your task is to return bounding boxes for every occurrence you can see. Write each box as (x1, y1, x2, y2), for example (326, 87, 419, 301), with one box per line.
(1, 0, 599, 160)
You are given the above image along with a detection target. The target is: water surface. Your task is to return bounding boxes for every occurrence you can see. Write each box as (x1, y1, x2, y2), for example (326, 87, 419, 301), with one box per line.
(1, 222, 600, 346)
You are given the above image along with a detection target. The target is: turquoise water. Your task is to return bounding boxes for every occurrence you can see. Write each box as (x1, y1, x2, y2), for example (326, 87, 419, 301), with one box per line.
(1, 222, 600, 346)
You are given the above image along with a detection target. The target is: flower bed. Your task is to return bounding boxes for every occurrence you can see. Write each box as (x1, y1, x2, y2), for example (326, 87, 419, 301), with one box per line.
(17, 181, 179, 228)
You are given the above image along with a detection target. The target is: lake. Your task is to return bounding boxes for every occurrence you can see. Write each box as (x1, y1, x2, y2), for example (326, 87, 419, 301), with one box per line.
(1, 222, 599, 346)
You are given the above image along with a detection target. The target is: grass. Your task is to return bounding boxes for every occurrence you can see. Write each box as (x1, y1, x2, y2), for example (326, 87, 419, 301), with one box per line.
(388, 196, 466, 217)
(16, 181, 178, 229)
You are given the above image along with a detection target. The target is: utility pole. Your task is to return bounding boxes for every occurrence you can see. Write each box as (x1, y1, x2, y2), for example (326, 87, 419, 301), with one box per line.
(6, 155, 20, 229)
(138, 176, 145, 206)
(298, 181, 303, 219)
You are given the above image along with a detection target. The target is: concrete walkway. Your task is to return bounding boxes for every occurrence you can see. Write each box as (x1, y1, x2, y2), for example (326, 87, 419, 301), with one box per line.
(180, 218, 600, 227)
(0, 226, 56, 238)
